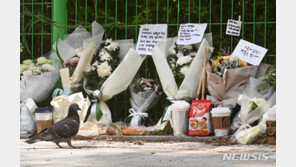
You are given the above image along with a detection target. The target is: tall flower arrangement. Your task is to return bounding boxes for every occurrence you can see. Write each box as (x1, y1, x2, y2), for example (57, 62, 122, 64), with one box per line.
(83, 39, 120, 90)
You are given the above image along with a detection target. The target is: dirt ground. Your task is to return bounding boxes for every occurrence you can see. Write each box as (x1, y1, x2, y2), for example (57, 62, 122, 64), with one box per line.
(20, 139, 276, 167)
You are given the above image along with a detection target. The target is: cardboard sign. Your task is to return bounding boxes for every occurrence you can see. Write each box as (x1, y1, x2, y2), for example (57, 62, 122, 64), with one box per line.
(232, 39, 268, 66)
(136, 24, 167, 55)
(226, 19, 241, 36)
(177, 23, 207, 45)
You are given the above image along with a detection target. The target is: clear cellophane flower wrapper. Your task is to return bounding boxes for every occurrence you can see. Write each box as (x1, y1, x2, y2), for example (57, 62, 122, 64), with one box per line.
(230, 76, 276, 144)
(84, 42, 146, 125)
(51, 21, 105, 69)
(20, 59, 59, 103)
(149, 33, 213, 131)
(126, 78, 162, 127)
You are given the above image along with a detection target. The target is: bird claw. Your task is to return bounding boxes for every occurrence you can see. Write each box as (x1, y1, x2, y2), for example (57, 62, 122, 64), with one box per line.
(70, 146, 81, 149)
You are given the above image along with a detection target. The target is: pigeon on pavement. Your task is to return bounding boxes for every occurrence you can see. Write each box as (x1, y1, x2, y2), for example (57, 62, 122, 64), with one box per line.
(25, 103, 81, 149)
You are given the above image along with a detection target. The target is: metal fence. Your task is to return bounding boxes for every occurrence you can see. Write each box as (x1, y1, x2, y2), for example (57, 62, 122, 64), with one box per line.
(20, 0, 276, 123)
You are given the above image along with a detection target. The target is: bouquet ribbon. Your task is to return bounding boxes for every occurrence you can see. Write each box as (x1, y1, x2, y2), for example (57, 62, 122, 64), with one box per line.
(90, 100, 103, 121)
(127, 108, 149, 126)
(52, 88, 73, 99)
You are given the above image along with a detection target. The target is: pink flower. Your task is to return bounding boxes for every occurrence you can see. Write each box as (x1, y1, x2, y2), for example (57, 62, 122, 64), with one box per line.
(70, 57, 80, 66)
(64, 58, 71, 66)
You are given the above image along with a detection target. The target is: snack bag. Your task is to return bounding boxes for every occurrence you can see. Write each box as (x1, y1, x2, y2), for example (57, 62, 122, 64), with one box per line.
(188, 100, 212, 136)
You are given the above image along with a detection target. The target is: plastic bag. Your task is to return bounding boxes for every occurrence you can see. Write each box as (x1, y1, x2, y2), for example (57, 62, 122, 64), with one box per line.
(150, 34, 213, 130)
(20, 104, 36, 134)
(127, 78, 162, 126)
(77, 122, 106, 137)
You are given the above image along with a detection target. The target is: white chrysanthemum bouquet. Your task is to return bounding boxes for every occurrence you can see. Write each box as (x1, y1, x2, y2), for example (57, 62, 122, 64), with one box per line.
(20, 57, 59, 103)
(83, 39, 120, 90)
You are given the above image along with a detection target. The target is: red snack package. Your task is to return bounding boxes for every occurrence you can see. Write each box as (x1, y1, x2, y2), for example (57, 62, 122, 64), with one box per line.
(188, 100, 212, 136)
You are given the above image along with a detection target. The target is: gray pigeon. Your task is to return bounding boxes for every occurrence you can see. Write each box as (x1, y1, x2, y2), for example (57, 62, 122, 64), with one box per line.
(25, 103, 81, 148)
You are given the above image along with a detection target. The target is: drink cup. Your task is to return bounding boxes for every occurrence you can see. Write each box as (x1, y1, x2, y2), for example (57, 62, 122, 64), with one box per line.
(211, 107, 231, 137)
(171, 101, 191, 136)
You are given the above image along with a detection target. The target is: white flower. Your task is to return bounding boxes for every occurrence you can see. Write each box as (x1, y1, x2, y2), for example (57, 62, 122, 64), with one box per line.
(184, 45, 193, 50)
(105, 41, 119, 51)
(176, 56, 192, 66)
(41, 64, 55, 71)
(177, 52, 183, 58)
(23, 59, 33, 65)
(180, 65, 190, 76)
(105, 39, 113, 44)
(37, 57, 48, 65)
(190, 52, 197, 57)
(20, 64, 28, 72)
(97, 62, 112, 78)
(171, 63, 176, 68)
(22, 70, 32, 76)
(91, 61, 99, 71)
(169, 45, 176, 54)
(99, 49, 112, 61)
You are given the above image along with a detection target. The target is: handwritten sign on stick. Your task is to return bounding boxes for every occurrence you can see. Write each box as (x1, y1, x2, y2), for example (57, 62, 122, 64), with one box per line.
(232, 39, 268, 66)
(226, 19, 241, 36)
(177, 23, 207, 45)
(136, 24, 167, 55)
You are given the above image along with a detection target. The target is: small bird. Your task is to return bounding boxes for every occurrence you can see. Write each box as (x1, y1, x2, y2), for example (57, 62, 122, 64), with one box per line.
(26, 103, 81, 149)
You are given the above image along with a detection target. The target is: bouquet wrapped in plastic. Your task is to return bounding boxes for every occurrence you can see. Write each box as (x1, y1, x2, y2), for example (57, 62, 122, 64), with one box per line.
(231, 76, 276, 144)
(126, 77, 162, 127)
(150, 33, 213, 130)
(20, 57, 59, 103)
(206, 50, 257, 108)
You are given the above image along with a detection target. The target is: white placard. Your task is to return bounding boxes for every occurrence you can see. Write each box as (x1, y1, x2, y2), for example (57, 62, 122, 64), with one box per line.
(226, 19, 241, 36)
(232, 39, 268, 66)
(176, 23, 207, 45)
(136, 24, 167, 55)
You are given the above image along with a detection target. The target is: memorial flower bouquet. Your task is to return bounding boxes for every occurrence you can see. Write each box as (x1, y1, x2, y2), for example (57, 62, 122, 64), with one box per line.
(127, 77, 162, 127)
(230, 77, 276, 144)
(83, 39, 120, 90)
(206, 48, 257, 108)
(20, 57, 55, 77)
(20, 57, 59, 103)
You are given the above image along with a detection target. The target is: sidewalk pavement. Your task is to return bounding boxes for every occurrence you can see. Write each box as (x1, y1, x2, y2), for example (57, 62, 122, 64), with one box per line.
(21, 139, 276, 167)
